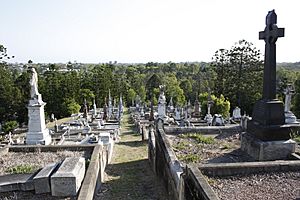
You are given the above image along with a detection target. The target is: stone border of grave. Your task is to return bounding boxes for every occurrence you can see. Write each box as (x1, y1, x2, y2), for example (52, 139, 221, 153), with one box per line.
(148, 120, 184, 200)
(164, 124, 241, 135)
(3, 144, 107, 200)
(150, 120, 300, 200)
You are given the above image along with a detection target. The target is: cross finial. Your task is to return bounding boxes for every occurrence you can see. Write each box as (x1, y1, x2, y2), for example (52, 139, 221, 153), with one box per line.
(266, 9, 277, 25)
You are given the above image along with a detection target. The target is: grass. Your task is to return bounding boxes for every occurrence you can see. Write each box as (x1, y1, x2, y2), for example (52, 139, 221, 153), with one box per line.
(179, 133, 215, 144)
(177, 154, 201, 163)
(174, 141, 189, 151)
(294, 136, 300, 143)
(6, 164, 37, 174)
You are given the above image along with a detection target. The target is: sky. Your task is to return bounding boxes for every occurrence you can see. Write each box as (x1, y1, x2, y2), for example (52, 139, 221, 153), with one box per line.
(0, 0, 300, 63)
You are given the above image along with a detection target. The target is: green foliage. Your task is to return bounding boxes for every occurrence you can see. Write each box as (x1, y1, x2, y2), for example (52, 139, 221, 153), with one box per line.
(177, 154, 200, 163)
(127, 88, 136, 106)
(211, 40, 263, 115)
(6, 164, 37, 174)
(199, 93, 230, 118)
(179, 133, 215, 144)
(2, 121, 18, 133)
(62, 98, 81, 116)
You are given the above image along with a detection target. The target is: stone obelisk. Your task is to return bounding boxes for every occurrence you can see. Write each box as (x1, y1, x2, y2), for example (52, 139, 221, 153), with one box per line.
(26, 67, 51, 145)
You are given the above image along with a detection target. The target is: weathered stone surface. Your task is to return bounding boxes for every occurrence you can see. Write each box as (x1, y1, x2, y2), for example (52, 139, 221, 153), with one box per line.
(33, 162, 59, 194)
(51, 157, 85, 196)
(241, 132, 296, 161)
(0, 173, 36, 192)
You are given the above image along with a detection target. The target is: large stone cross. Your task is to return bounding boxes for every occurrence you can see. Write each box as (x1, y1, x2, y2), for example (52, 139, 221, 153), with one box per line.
(259, 10, 284, 100)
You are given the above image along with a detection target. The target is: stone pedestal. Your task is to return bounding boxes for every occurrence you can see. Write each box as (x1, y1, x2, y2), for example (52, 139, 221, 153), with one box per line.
(285, 111, 299, 124)
(26, 95, 51, 145)
(241, 132, 296, 161)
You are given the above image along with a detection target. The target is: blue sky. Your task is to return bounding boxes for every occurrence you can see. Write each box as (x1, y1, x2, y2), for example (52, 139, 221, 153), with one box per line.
(1, 0, 299, 63)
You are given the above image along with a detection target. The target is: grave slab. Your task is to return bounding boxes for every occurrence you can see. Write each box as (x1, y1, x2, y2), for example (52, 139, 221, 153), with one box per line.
(51, 157, 85, 197)
(0, 173, 36, 192)
(33, 162, 59, 194)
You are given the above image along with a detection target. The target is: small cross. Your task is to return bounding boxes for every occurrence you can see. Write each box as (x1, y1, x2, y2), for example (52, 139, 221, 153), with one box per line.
(259, 10, 284, 43)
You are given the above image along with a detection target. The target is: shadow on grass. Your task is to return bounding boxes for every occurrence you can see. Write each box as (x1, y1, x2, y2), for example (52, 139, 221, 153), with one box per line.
(206, 149, 255, 163)
(97, 159, 168, 200)
(117, 140, 147, 148)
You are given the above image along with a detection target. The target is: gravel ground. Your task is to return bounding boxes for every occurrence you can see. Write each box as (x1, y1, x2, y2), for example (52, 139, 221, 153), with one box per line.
(168, 130, 255, 164)
(0, 191, 74, 200)
(207, 172, 300, 200)
(0, 150, 86, 175)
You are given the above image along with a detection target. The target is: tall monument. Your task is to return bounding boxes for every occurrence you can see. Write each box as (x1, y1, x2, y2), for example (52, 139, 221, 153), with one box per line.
(241, 10, 298, 160)
(157, 85, 166, 120)
(26, 67, 51, 145)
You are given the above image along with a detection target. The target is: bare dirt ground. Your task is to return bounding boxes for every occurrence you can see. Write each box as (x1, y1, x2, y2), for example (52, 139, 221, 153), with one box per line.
(95, 113, 168, 200)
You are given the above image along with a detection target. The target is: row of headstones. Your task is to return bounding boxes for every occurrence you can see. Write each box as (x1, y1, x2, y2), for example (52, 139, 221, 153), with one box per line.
(0, 157, 86, 197)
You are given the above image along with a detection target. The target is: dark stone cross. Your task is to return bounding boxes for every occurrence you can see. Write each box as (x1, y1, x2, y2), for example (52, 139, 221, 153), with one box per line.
(259, 10, 284, 100)
(248, 10, 290, 141)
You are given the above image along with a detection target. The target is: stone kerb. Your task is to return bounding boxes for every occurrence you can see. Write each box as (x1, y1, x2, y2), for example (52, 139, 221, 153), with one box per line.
(184, 164, 219, 200)
(1, 144, 103, 199)
(164, 125, 241, 135)
(78, 145, 102, 200)
(199, 160, 300, 177)
(155, 120, 184, 200)
(51, 157, 86, 196)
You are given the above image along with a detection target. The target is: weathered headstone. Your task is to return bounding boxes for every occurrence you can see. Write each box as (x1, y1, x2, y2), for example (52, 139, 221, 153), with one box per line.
(51, 157, 85, 196)
(284, 84, 298, 124)
(193, 98, 201, 117)
(175, 107, 181, 120)
(26, 67, 51, 145)
(157, 85, 166, 120)
(242, 10, 299, 160)
(212, 114, 225, 126)
(232, 106, 242, 121)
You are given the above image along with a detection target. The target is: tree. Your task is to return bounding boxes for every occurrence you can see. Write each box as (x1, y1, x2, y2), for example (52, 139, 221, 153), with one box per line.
(62, 98, 81, 116)
(127, 88, 136, 106)
(211, 40, 263, 115)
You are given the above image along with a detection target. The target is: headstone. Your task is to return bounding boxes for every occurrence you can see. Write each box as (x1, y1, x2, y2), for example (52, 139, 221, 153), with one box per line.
(242, 10, 299, 161)
(232, 106, 242, 121)
(33, 163, 59, 194)
(135, 95, 141, 111)
(0, 173, 36, 192)
(108, 90, 112, 119)
(212, 114, 225, 126)
(193, 98, 201, 117)
(284, 84, 298, 124)
(51, 157, 85, 196)
(103, 99, 108, 120)
(175, 107, 181, 120)
(26, 67, 51, 145)
(157, 85, 166, 120)
(93, 99, 97, 118)
(168, 97, 174, 112)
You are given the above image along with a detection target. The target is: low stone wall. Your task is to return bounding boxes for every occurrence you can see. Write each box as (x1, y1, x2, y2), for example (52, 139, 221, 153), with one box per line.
(6, 144, 107, 200)
(199, 160, 300, 177)
(150, 120, 184, 200)
(164, 125, 241, 135)
(184, 164, 219, 200)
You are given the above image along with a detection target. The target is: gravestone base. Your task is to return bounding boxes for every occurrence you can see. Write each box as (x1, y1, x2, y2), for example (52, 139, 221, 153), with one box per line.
(247, 120, 298, 141)
(285, 111, 299, 124)
(26, 130, 52, 145)
(241, 132, 296, 161)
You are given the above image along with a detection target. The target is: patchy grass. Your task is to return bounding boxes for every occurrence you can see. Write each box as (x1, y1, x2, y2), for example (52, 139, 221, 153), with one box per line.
(6, 164, 38, 174)
(179, 133, 215, 144)
(177, 154, 201, 163)
(294, 136, 300, 143)
(173, 141, 190, 151)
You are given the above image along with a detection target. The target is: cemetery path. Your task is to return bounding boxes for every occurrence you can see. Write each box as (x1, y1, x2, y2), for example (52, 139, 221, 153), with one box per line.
(95, 113, 168, 200)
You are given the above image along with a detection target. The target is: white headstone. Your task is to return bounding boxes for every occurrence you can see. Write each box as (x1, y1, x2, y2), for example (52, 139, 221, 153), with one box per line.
(26, 68, 51, 145)
(232, 106, 242, 120)
(157, 85, 166, 119)
(284, 84, 298, 124)
(175, 107, 181, 120)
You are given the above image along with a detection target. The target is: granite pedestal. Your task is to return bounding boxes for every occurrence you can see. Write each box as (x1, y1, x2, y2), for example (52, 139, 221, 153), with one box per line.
(241, 132, 296, 161)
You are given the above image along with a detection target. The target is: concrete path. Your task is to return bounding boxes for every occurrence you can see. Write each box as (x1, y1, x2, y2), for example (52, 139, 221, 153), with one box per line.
(95, 113, 168, 200)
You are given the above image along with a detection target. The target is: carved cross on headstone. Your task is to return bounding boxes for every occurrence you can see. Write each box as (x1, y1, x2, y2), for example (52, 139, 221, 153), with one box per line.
(259, 10, 284, 100)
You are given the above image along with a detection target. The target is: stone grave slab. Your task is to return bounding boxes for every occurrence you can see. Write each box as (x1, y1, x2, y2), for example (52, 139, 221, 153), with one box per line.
(51, 157, 85, 196)
(0, 173, 36, 192)
(33, 162, 59, 194)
